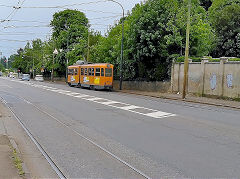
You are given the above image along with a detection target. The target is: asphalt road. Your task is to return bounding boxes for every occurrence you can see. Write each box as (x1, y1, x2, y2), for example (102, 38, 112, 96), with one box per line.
(1, 77, 240, 178)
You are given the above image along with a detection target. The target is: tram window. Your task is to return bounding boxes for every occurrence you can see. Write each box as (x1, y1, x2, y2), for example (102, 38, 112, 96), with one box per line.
(95, 68, 100, 76)
(84, 68, 87, 75)
(101, 68, 104, 77)
(91, 68, 94, 76)
(105, 68, 112, 77)
(88, 68, 92, 76)
(81, 68, 84, 75)
(74, 69, 78, 75)
(68, 69, 74, 75)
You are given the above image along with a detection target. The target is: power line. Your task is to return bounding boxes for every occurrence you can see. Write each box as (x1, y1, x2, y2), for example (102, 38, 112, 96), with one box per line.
(0, 19, 49, 24)
(0, 39, 29, 42)
(5, 0, 27, 26)
(0, 33, 51, 36)
(0, 0, 108, 9)
(3, 25, 50, 29)
(73, 8, 121, 15)
(0, 31, 50, 34)
(89, 15, 121, 20)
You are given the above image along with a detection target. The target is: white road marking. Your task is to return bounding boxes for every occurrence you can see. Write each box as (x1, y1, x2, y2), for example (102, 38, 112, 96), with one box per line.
(145, 111, 175, 118)
(57, 91, 71, 94)
(74, 94, 90, 98)
(65, 92, 80, 96)
(85, 97, 103, 101)
(7, 79, 176, 119)
(101, 101, 119, 105)
(50, 89, 65, 92)
(119, 105, 140, 110)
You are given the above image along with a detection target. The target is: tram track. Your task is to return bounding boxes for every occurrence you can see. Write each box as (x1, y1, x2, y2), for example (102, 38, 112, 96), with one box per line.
(1, 94, 151, 179)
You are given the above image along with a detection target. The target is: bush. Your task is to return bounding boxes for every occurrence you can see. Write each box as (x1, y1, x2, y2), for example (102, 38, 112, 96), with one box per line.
(209, 58, 220, 62)
(176, 56, 201, 62)
(229, 58, 240, 61)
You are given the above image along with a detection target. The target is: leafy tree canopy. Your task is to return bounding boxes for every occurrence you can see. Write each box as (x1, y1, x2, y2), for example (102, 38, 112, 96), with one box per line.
(199, 0, 213, 10)
(209, 0, 240, 57)
(50, 9, 89, 67)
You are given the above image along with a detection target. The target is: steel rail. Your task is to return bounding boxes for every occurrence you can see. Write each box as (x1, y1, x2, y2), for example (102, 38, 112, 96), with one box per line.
(0, 97, 66, 179)
(1, 92, 151, 179)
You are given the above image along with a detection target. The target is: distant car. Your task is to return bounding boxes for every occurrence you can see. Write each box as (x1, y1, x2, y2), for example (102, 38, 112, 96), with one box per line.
(0, 72, 2, 76)
(22, 74, 30, 81)
(35, 75, 44, 82)
(9, 72, 14, 78)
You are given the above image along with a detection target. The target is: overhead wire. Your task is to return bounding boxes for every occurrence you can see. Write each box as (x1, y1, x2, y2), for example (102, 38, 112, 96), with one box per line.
(0, 19, 49, 24)
(4, 0, 27, 27)
(0, 39, 29, 42)
(0, 0, 125, 57)
(3, 25, 50, 29)
(19, 0, 108, 8)
(0, 1, 121, 15)
(0, 33, 51, 36)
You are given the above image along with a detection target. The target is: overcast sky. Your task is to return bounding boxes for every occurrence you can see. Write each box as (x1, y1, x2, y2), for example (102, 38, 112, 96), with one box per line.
(0, 0, 143, 58)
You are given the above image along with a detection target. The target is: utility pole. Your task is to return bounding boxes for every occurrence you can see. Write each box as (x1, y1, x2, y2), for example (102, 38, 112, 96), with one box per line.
(66, 34, 69, 82)
(65, 19, 69, 82)
(52, 49, 58, 82)
(87, 30, 90, 62)
(182, 0, 191, 99)
(107, 0, 124, 90)
(33, 58, 35, 79)
(119, 11, 124, 90)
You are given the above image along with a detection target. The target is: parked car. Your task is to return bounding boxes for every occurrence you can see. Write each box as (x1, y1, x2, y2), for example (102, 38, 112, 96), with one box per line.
(35, 75, 44, 82)
(21, 74, 30, 81)
(9, 72, 14, 78)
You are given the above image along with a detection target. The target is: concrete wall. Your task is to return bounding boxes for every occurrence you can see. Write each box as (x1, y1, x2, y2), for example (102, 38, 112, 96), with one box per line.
(114, 80, 171, 92)
(171, 58, 240, 98)
(43, 77, 171, 92)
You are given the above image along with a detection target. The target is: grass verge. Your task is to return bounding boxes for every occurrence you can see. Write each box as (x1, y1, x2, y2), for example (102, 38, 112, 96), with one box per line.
(11, 148, 25, 177)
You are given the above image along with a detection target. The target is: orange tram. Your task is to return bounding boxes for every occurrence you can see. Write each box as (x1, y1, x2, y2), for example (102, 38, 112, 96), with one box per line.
(67, 63, 114, 90)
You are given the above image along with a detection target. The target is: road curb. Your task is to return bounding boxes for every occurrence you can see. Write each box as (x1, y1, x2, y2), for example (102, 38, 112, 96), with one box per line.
(117, 90, 240, 110)
(9, 137, 31, 178)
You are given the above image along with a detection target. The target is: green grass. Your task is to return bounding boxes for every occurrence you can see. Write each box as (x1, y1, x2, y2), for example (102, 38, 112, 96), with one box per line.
(12, 148, 25, 177)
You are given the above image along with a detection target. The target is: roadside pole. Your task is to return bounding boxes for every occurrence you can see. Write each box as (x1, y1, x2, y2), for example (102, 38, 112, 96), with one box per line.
(51, 49, 58, 82)
(33, 59, 35, 79)
(51, 54, 54, 82)
(87, 30, 90, 62)
(107, 0, 124, 90)
(65, 22, 69, 82)
(182, 0, 191, 99)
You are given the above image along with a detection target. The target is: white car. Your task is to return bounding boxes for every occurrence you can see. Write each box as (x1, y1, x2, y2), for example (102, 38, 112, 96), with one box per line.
(35, 75, 44, 82)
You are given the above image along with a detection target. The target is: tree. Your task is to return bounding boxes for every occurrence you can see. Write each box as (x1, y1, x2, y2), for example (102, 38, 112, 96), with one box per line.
(200, 0, 212, 10)
(209, 0, 240, 57)
(125, 0, 214, 81)
(0, 63, 5, 72)
(0, 56, 7, 68)
(50, 9, 89, 75)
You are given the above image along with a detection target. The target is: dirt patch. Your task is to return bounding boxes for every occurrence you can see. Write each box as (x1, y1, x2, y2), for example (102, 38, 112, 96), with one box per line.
(0, 102, 8, 118)
(0, 136, 20, 178)
(0, 135, 10, 145)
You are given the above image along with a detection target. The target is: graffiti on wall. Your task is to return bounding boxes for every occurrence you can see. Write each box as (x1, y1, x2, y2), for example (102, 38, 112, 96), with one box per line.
(210, 73, 217, 90)
(227, 74, 233, 88)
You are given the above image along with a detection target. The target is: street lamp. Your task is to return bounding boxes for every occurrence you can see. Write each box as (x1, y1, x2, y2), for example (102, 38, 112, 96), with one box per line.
(107, 0, 124, 90)
(51, 48, 59, 82)
(182, 0, 191, 99)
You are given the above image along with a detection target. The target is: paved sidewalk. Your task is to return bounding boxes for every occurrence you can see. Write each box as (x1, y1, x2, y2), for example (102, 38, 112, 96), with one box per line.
(118, 90, 240, 109)
(0, 111, 20, 178)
